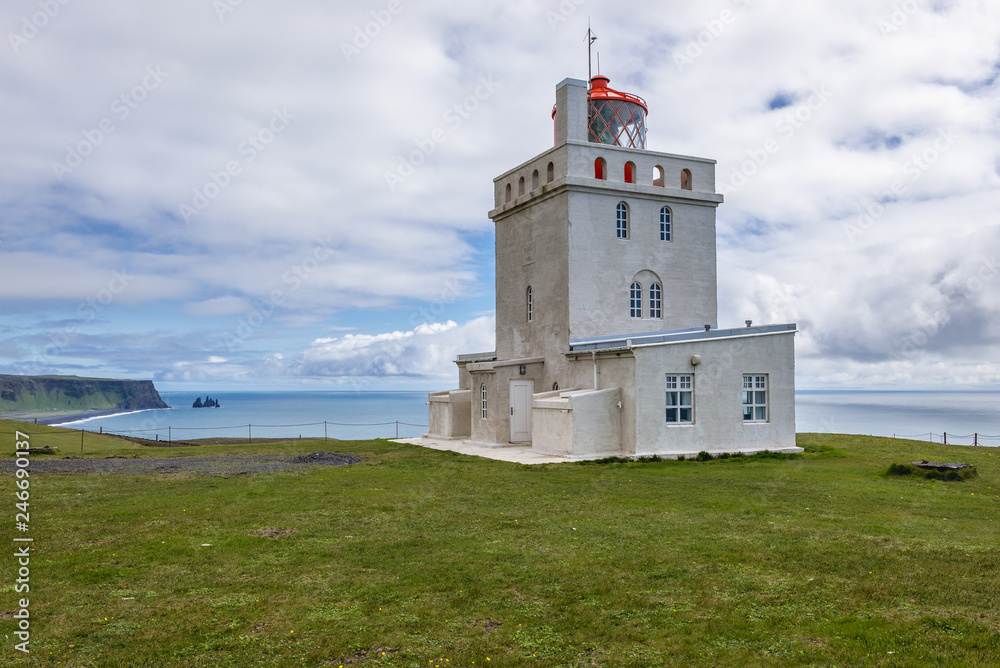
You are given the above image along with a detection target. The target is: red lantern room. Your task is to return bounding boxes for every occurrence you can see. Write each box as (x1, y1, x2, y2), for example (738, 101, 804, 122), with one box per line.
(552, 75, 648, 150)
(587, 75, 647, 149)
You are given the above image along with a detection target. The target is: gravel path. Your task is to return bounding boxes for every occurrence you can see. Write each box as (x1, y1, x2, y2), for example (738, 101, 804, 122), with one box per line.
(0, 452, 361, 476)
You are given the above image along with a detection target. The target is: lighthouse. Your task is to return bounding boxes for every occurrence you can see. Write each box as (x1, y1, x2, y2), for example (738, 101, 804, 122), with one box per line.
(425, 71, 799, 460)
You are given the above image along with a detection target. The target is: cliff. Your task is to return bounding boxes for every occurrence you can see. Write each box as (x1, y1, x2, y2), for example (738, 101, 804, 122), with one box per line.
(0, 375, 169, 413)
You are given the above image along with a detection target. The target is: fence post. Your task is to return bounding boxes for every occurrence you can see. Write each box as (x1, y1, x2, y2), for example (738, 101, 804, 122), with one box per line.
(944, 432, 947, 445)
(249, 424, 252, 445)
(396, 420, 399, 439)
(975, 433, 978, 447)
(168, 426, 171, 444)
(324, 421, 327, 441)
(80, 429, 84, 452)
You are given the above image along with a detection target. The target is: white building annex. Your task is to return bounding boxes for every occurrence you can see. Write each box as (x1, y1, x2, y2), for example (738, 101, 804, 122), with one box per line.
(425, 73, 801, 460)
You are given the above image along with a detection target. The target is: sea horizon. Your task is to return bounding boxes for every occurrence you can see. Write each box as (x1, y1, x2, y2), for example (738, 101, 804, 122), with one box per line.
(19, 389, 996, 447)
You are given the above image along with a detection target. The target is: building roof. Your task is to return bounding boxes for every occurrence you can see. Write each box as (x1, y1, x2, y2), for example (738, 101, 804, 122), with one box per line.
(567, 324, 798, 354)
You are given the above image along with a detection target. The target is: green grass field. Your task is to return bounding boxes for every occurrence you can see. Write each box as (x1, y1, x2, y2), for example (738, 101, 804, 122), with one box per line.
(1, 421, 998, 667)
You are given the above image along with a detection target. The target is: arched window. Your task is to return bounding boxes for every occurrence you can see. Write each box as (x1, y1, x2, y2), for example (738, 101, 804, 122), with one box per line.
(531, 169, 539, 190)
(624, 162, 635, 184)
(595, 157, 607, 180)
(546, 162, 554, 183)
(527, 286, 533, 322)
(518, 177, 526, 196)
(616, 202, 629, 239)
(660, 206, 672, 242)
(481, 383, 488, 419)
(653, 165, 665, 187)
(630, 282, 642, 318)
(649, 283, 662, 319)
(552, 382, 560, 391)
(681, 169, 693, 190)
(505, 183, 512, 203)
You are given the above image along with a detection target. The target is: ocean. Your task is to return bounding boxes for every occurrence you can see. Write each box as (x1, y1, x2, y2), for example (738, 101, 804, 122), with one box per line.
(49, 390, 1000, 447)
(51, 391, 432, 441)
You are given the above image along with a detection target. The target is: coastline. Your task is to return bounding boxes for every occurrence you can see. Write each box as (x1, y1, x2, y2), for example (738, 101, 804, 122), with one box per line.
(0, 407, 171, 427)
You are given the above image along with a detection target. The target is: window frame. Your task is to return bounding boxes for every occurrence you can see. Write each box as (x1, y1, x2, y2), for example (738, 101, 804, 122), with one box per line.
(481, 383, 488, 420)
(649, 283, 662, 319)
(527, 286, 533, 323)
(666, 374, 694, 424)
(660, 206, 672, 242)
(742, 374, 768, 423)
(616, 202, 629, 239)
(630, 282, 642, 319)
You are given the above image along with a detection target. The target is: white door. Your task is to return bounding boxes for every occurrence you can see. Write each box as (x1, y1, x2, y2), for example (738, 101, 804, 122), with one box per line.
(509, 380, 534, 443)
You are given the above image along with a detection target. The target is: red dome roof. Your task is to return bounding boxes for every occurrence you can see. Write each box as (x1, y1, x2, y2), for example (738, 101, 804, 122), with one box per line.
(588, 75, 647, 112)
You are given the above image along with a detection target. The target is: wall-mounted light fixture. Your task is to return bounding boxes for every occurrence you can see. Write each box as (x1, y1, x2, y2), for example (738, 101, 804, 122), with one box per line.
(519, 364, 526, 375)
(690, 355, 702, 366)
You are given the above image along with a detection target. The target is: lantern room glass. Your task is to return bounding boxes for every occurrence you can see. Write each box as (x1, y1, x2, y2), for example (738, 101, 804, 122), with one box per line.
(588, 98, 646, 149)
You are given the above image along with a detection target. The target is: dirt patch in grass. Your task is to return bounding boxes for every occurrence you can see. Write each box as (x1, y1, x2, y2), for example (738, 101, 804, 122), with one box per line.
(330, 647, 401, 666)
(0, 451, 361, 476)
(251, 527, 298, 539)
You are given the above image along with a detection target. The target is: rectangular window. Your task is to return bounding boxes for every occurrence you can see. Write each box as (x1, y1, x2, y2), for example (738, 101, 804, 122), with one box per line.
(649, 284, 662, 319)
(666, 374, 694, 424)
(660, 207, 672, 242)
(617, 203, 628, 239)
(630, 283, 642, 318)
(742, 375, 768, 422)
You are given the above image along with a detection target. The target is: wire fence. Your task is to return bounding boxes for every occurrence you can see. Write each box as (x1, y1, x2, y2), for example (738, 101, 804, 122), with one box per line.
(86, 425, 1000, 447)
(87, 419, 429, 443)
(891, 432, 1000, 446)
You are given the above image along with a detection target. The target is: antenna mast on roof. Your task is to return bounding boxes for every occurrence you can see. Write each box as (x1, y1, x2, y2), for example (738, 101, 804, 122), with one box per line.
(586, 19, 598, 91)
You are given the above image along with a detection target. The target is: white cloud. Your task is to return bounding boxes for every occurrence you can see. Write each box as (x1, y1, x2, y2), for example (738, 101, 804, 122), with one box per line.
(293, 317, 495, 381)
(0, 0, 998, 389)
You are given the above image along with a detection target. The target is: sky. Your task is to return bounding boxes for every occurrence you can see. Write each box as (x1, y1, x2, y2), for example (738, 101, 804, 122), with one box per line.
(0, 0, 998, 392)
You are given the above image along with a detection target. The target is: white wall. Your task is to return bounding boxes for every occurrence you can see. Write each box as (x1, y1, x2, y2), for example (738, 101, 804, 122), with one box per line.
(532, 387, 622, 457)
(632, 332, 798, 455)
(426, 389, 471, 440)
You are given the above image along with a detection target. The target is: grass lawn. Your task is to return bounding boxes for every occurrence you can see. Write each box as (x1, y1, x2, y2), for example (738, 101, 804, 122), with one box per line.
(1, 421, 999, 667)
